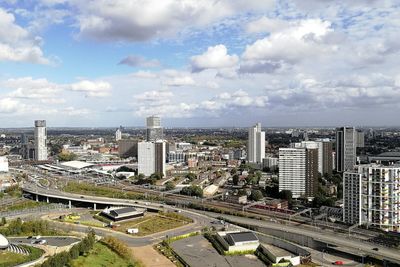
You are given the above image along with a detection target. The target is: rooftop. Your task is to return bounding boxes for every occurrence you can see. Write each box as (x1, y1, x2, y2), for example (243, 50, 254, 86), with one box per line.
(60, 160, 95, 169)
(226, 231, 258, 244)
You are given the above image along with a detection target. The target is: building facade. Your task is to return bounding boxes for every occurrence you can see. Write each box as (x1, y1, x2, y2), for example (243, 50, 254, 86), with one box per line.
(34, 120, 47, 161)
(336, 127, 356, 172)
(279, 148, 318, 198)
(343, 164, 400, 232)
(247, 123, 265, 164)
(118, 140, 138, 158)
(115, 128, 122, 141)
(146, 115, 163, 141)
(138, 140, 166, 177)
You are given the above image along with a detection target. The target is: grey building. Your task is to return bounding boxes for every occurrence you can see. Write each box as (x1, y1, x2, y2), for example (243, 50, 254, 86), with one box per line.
(146, 115, 163, 141)
(118, 140, 138, 158)
(336, 127, 356, 172)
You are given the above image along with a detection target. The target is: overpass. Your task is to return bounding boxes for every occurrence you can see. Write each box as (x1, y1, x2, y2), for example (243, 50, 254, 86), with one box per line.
(21, 184, 163, 212)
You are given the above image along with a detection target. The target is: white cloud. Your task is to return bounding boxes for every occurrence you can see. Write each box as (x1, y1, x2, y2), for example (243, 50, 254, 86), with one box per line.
(242, 19, 334, 64)
(191, 45, 238, 72)
(69, 80, 112, 97)
(69, 0, 274, 42)
(163, 76, 195, 87)
(245, 17, 290, 33)
(4, 77, 61, 99)
(0, 8, 49, 64)
(0, 98, 21, 113)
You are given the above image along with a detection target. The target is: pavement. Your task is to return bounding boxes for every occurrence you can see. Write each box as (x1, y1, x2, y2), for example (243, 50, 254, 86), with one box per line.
(202, 211, 400, 264)
(8, 236, 80, 247)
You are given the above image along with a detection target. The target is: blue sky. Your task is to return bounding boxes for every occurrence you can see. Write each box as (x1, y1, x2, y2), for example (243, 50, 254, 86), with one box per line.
(1, 0, 400, 127)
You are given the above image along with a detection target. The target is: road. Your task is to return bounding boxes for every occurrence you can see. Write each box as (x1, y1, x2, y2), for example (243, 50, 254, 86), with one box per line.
(8, 236, 80, 247)
(203, 211, 400, 264)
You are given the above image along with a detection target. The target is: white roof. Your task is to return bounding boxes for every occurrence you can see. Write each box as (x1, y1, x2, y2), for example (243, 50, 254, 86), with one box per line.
(0, 234, 9, 248)
(60, 161, 95, 169)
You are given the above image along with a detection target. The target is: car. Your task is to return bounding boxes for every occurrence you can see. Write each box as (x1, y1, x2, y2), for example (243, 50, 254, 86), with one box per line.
(332, 261, 344, 265)
(80, 196, 84, 198)
(372, 247, 379, 251)
(27, 236, 33, 239)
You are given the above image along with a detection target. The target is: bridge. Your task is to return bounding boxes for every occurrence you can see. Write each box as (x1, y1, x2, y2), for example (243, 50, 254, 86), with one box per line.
(21, 184, 163, 212)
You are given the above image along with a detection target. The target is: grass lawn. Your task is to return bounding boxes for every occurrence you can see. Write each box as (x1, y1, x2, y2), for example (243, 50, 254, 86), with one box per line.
(70, 242, 133, 267)
(0, 200, 47, 212)
(0, 246, 43, 267)
(116, 213, 192, 236)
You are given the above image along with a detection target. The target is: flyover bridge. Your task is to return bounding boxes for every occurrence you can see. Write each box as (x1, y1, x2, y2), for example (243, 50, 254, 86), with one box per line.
(21, 184, 162, 212)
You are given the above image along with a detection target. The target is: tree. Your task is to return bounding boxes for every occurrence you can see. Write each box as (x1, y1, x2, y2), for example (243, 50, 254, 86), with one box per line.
(150, 173, 163, 180)
(237, 189, 247, 197)
(186, 173, 197, 181)
(181, 185, 203, 197)
(165, 181, 175, 191)
(250, 190, 263, 201)
(232, 174, 239, 185)
(0, 217, 6, 226)
(230, 168, 237, 175)
(58, 152, 77, 161)
(279, 190, 293, 202)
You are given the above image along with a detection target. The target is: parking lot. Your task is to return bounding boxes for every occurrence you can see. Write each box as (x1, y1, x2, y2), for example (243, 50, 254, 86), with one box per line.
(171, 235, 266, 267)
(8, 236, 80, 247)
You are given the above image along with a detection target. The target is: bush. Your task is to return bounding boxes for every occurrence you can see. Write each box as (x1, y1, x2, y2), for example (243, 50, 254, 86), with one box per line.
(101, 236, 132, 260)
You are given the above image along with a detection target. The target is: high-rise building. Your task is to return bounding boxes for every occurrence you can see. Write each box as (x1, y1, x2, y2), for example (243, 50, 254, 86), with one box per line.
(279, 148, 318, 198)
(356, 131, 365, 148)
(146, 115, 163, 141)
(138, 140, 166, 177)
(247, 123, 265, 164)
(336, 127, 356, 172)
(343, 164, 400, 232)
(34, 120, 47, 161)
(294, 140, 333, 176)
(118, 140, 138, 158)
(115, 128, 122, 142)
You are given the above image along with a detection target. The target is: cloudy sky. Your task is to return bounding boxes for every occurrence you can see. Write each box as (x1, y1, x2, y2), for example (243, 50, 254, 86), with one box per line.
(0, 0, 399, 127)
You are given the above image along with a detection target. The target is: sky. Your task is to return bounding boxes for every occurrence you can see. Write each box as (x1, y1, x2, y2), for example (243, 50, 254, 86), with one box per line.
(0, 0, 400, 128)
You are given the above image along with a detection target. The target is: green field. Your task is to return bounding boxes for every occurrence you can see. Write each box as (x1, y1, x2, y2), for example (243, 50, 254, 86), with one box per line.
(70, 242, 133, 267)
(0, 246, 43, 267)
(0, 200, 46, 213)
(116, 212, 192, 236)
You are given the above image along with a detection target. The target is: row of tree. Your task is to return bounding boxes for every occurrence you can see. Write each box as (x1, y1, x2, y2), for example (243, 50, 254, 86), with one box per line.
(0, 218, 60, 236)
(40, 230, 96, 267)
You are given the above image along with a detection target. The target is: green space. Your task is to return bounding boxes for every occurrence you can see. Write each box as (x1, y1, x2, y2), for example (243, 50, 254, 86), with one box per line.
(63, 181, 160, 201)
(0, 218, 65, 236)
(0, 245, 43, 267)
(57, 213, 106, 228)
(38, 179, 49, 187)
(1, 185, 22, 198)
(69, 242, 133, 267)
(116, 212, 193, 236)
(0, 200, 47, 213)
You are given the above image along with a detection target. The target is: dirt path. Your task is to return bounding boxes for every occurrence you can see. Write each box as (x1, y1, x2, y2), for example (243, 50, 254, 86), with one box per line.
(131, 245, 175, 267)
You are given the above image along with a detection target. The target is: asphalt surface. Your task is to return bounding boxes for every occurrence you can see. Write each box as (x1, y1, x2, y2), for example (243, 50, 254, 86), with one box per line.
(203, 211, 400, 264)
(8, 236, 80, 247)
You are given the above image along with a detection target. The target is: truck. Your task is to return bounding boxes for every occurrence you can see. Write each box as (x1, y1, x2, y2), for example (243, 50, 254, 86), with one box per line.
(127, 228, 139, 234)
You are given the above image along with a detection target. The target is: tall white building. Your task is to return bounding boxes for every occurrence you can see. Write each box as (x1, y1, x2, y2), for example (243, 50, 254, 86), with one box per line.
(336, 127, 356, 172)
(115, 128, 122, 142)
(138, 140, 166, 177)
(293, 140, 333, 176)
(0, 156, 9, 172)
(279, 148, 318, 198)
(34, 120, 47, 161)
(344, 164, 400, 232)
(247, 123, 265, 164)
(146, 116, 163, 141)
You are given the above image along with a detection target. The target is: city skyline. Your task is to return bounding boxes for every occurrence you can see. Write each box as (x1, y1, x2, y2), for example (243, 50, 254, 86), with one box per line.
(1, 1, 400, 127)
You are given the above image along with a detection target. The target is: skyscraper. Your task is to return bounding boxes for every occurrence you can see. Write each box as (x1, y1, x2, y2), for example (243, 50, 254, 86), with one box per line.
(336, 127, 356, 172)
(247, 123, 265, 164)
(294, 140, 333, 176)
(138, 140, 166, 177)
(146, 115, 163, 141)
(34, 120, 47, 161)
(344, 164, 400, 232)
(279, 148, 318, 198)
(115, 128, 122, 142)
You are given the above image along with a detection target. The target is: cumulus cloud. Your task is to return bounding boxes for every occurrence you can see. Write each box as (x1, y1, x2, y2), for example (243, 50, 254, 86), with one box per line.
(243, 19, 335, 64)
(4, 77, 61, 99)
(0, 8, 49, 64)
(191, 45, 239, 72)
(0, 98, 21, 113)
(69, 0, 274, 42)
(69, 80, 112, 97)
(118, 55, 160, 68)
(163, 76, 195, 87)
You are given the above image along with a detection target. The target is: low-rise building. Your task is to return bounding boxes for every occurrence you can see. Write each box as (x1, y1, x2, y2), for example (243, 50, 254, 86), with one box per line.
(216, 231, 259, 253)
(101, 207, 145, 222)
